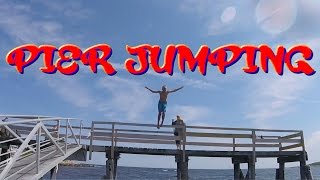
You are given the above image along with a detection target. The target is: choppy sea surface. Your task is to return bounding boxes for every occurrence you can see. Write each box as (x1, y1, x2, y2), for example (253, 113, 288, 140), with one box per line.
(43, 165, 320, 180)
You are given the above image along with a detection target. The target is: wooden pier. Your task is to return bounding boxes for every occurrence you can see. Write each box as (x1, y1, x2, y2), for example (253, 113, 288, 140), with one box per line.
(0, 115, 314, 180)
(85, 121, 313, 180)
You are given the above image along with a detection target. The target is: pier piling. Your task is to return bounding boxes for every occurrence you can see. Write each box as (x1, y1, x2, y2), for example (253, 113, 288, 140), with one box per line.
(232, 157, 248, 180)
(50, 165, 58, 180)
(175, 153, 189, 180)
(105, 150, 120, 180)
(275, 161, 285, 180)
(300, 153, 307, 180)
(248, 156, 256, 180)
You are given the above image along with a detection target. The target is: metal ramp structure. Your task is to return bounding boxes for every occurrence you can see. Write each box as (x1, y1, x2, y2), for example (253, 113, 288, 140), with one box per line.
(0, 115, 83, 180)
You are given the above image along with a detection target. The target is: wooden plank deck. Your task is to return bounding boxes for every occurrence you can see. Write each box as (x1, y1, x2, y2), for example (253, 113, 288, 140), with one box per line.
(89, 145, 303, 158)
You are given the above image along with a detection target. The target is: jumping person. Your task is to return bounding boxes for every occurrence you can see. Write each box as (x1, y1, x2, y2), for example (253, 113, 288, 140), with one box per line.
(145, 85, 183, 129)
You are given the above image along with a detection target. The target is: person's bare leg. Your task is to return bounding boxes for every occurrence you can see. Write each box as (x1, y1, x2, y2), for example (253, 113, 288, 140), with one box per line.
(157, 112, 161, 129)
(160, 112, 165, 127)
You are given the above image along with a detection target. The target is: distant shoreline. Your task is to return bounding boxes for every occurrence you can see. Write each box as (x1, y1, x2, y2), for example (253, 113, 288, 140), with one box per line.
(59, 161, 318, 169)
(310, 162, 320, 166)
(59, 160, 96, 167)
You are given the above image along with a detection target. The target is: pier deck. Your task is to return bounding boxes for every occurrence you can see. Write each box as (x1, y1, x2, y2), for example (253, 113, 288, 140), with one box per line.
(91, 145, 304, 158)
(0, 115, 313, 180)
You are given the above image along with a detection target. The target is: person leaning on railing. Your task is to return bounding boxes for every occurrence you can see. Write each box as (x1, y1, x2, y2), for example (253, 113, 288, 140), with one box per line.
(172, 115, 185, 150)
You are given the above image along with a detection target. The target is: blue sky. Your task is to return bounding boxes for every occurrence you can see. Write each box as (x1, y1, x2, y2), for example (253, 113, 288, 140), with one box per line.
(1, 0, 320, 169)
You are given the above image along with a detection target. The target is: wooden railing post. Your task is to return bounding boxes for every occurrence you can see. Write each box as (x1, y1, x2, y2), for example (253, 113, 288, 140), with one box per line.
(300, 131, 307, 180)
(110, 123, 115, 180)
(278, 136, 282, 151)
(233, 137, 235, 151)
(115, 129, 118, 147)
(182, 124, 186, 163)
(249, 130, 256, 180)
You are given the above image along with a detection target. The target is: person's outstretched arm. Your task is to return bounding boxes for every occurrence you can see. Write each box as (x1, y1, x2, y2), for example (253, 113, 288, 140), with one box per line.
(145, 86, 160, 93)
(168, 86, 184, 93)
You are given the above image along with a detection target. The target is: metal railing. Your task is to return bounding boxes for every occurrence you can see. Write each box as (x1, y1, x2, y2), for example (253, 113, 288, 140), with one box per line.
(0, 115, 82, 179)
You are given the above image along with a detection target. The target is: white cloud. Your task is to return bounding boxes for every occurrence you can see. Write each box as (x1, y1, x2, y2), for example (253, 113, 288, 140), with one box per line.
(111, 63, 216, 90)
(169, 105, 212, 124)
(150, 72, 216, 90)
(37, 74, 95, 108)
(32, 0, 93, 19)
(179, 0, 238, 36)
(306, 131, 320, 163)
(97, 76, 153, 121)
(299, 0, 320, 20)
(245, 73, 312, 128)
(244, 36, 320, 129)
(0, 0, 99, 107)
(0, 1, 81, 45)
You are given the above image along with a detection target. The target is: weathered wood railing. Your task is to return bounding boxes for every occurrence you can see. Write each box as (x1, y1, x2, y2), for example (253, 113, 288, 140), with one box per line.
(89, 121, 304, 151)
(86, 121, 305, 159)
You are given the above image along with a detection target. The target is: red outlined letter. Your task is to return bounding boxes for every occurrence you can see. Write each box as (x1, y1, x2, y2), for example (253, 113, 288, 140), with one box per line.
(149, 45, 175, 75)
(160, 45, 177, 75)
(39, 45, 57, 74)
(285, 45, 315, 75)
(259, 45, 286, 75)
(242, 45, 259, 74)
(124, 44, 150, 75)
(208, 44, 243, 74)
(81, 44, 116, 75)
(177, 44, 210, 75)
(6, 44, 41, 73)
(56, 44, 82, 75)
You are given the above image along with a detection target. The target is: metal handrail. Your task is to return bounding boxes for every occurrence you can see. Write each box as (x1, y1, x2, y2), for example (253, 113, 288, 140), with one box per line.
(0, 115, 83, 179)
(0, 117, 78, 126)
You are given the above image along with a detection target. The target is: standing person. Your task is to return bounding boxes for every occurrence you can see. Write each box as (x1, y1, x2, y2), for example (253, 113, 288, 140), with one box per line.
(145, 85, 183, 129)
(172, 115, 186, 150)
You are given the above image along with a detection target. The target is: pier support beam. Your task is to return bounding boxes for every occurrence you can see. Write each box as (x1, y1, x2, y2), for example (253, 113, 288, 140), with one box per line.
(232, 157, 247, 180)
(275, 162, 285, 180)
(300, 152, 307, 180)
(175, 154, 189, 180)
(248, 156, 256, 180)
(105, 150, 120, 180)
(232, 156, 256, 180)
(276, 156, 297, 180)
(50, 165, 58, 180)
(233, 163, 245, 180)
(305, 165, 314, 180)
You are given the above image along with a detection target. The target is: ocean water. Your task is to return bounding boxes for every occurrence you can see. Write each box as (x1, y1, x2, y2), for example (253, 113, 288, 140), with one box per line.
(43, 165, 320, 180)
